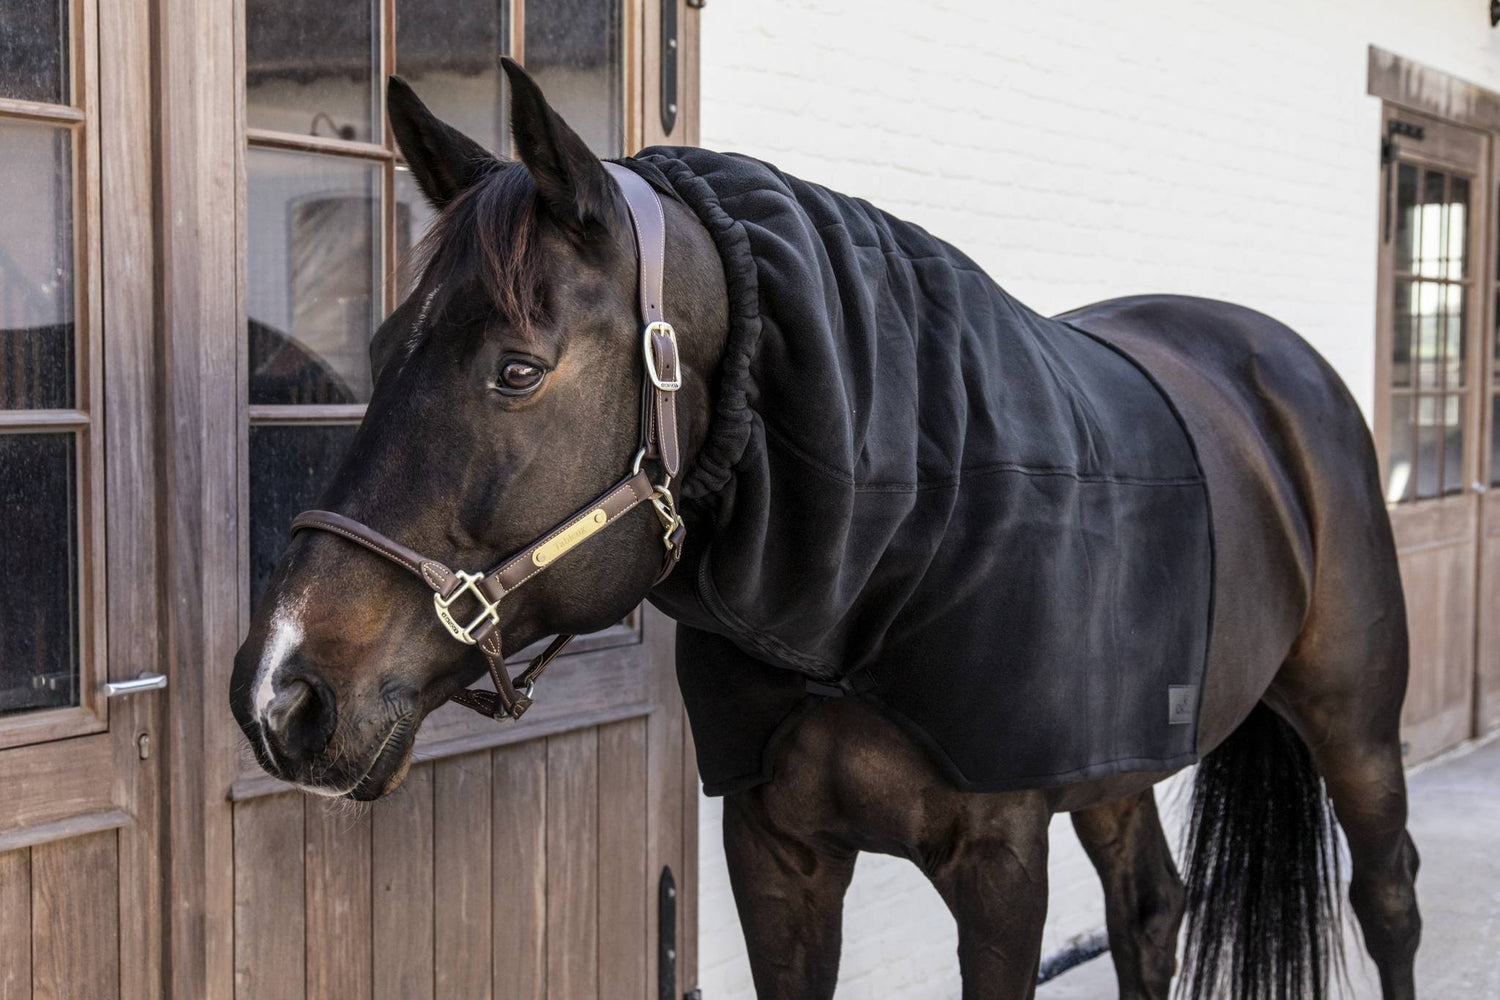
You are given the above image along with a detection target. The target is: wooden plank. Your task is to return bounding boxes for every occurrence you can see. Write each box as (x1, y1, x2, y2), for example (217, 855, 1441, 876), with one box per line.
(643, 606, 685, 997)
(547, 729, 600, 1000)
(31, 830, 119, 1000)
(233, 794, 306, 1000)
(492, 741, 547, 1000)
(372, 765, 434, 1000)
(597, 720, 647, 1000)
(1369, 46, 1500, 134)
(679, 706, 700, 992)
(434, 754, 492, 1000)
(0, 808, 130, 854)
(305, 800, 373, 1000)
(0, 849, 30, 1000)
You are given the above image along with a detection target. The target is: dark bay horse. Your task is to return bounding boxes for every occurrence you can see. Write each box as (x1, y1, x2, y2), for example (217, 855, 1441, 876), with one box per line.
(230, 59, 1419, 1000)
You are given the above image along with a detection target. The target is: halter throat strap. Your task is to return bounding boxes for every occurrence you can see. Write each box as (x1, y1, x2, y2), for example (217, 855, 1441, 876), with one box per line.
(289, 161, 685, 722)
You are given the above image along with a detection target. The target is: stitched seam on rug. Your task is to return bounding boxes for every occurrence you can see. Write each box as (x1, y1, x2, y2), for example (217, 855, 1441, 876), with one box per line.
(758, 416, 1205, 492)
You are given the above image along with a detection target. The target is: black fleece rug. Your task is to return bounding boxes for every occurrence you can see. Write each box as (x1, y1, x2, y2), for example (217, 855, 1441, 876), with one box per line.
(628, 149, 1213, 795)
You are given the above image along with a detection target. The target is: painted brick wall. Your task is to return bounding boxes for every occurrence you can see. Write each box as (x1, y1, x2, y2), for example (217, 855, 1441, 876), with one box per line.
(691, 2, 1500, 996)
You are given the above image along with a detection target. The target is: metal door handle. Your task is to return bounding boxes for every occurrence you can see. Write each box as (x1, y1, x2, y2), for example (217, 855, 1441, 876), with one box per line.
(1474, 482, 1489, 494)
(104, 674, 168, 697)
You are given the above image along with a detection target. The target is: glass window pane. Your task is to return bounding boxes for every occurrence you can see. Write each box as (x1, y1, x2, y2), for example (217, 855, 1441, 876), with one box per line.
(1394, 163, 1418, 273)
(394, 166, 438, 293)
(1415, 396, 1441, 500)
(0, 433, 77, 716)
(1444, 283, 1466, 390)
(1391, 280, 1411, 389)
(396, 0, 509, 156)
(1414, 281, 1441, 391)
(246, 0, 378, 141)
(1417, 170, 1446, 279)
(1442, 394, 1465, 496)
(525, 0, 623, 156)
(1386, 396, 1413, 503)
(1448, 175, 1469, 280)
(0, 0, 68, 104)
(0, 122, 74, 409)
(248, 149, 382, 405)
(249, 423, 359, 609)
(1491, 393, 1500, 488)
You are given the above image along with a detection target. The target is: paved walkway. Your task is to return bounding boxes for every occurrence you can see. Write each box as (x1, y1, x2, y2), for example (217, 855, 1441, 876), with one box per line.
(1038, 736, 1500, 999)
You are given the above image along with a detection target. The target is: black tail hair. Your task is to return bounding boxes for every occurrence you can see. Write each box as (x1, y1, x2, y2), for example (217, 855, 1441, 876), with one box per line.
(1178, 703, 1344, 1000)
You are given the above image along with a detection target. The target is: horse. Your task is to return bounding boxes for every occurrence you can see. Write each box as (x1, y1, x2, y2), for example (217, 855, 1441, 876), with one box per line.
(230, 58, 1419, 1000)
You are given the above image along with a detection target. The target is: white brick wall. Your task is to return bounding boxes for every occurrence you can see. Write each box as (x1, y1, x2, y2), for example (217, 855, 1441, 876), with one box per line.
(692, 2, 1500, 996)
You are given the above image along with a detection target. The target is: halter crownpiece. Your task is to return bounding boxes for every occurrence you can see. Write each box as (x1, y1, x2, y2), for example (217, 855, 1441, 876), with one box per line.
(290, 162, 686, 722)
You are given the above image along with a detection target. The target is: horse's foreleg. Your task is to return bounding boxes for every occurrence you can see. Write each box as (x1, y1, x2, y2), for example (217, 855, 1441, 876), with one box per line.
(722, 789, 856, 1000)
(1072, 790, 1185, 1000)
(926, 796, 1052, 1000)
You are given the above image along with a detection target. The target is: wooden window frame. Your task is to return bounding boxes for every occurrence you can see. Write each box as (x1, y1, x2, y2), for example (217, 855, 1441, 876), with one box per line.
(0, 0, 108, 750)
(1370, 48, 1499, 504)
(230, 0, 670, 797)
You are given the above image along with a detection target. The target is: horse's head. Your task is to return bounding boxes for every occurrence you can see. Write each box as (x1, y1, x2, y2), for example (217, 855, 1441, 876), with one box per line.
(230, 60, 726, 799)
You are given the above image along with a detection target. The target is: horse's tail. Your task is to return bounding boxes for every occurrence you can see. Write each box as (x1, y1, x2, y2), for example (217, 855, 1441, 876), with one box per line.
(1178, 702, 1344, 1000)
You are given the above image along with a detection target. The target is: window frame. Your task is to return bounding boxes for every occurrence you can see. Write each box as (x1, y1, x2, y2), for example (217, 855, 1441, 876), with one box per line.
(0, 0, 109, 750)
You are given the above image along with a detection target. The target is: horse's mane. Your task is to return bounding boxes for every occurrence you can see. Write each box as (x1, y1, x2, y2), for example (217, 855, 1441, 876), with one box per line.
(404, 161, 547, 336)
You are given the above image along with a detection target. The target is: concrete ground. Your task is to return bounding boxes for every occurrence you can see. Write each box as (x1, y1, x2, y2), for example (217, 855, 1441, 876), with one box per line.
(1037, 736, 1500, 999)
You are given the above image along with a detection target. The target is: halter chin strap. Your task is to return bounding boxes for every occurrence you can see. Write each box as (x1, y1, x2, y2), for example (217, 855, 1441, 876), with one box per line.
(290, 162, 685, 722)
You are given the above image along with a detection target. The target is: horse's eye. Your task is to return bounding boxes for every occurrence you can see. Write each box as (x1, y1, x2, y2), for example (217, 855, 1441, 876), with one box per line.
(496, 358, 546, 396)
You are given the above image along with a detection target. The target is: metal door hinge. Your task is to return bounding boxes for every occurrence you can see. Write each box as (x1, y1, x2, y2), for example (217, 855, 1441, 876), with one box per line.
(661, 0, 680, 134)
(659, 866, 677, 1000)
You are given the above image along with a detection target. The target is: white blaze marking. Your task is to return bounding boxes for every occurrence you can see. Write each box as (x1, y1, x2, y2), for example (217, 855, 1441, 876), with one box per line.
(253, 597, 307, 762)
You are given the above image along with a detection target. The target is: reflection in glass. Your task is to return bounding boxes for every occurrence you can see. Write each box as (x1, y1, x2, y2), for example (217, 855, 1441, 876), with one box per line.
(1442, 395, 1464, 496)
(1394, 163, 1417, 274)
(0, 122, 74, 409)
(246, 0, 378, 141)
(249, 423, 359, 609)
(1415, 396, 1441, 500)
(0, 0, 68, 104)
(247, 148, 382, 405)
(0, 433, 78, 716)
(525, 0, 623, 156)
(1386, 396, 1412, 503)
(395, 166, 438, 294)
(396, 0, 509, 156)
(1449, 176, 1470, 280)
(1391, 281, 1411, 388)
(1491, 392, 1500, 488)
(0, 122, 74, 410)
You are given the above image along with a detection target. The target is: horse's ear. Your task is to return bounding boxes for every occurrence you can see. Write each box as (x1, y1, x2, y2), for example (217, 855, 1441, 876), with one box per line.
(501, 57, 615, 236)
(388, 76, 499, 210)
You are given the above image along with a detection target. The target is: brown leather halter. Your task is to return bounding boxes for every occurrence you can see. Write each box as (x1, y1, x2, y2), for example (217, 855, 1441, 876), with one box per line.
(289, 163, 686, 722)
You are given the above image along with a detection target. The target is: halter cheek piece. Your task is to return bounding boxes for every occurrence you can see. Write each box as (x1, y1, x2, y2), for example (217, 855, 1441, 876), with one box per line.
(289, 163, 686, 722)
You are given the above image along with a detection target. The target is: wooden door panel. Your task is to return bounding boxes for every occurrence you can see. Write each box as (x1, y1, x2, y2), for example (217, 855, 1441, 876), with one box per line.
(547, 728, 601, 1000)
(1392, 498, 1477, 760)
(0, 849, 28, 1000)
(224, 616, 688, 1000)
(305, 803, 373, 999)
(233, 794, 307, 1000)
(599, 719, 649, 1000)
(492, 740, 548, 1000)
(1478, 491, 1500, 732)
(434, 755, 493, 1000)
(372, 767, 435, 1000)
(31, 830, 121, 1000)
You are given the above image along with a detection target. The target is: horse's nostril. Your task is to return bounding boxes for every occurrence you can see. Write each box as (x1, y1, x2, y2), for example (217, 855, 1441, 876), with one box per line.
(265, 675, 337, 759)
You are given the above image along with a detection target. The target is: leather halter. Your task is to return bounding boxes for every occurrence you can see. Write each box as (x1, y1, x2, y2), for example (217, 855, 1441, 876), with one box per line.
(289, 162, 686, 722)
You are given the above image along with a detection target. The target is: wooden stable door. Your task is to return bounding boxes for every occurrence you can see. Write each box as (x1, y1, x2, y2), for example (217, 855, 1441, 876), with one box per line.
(0, 0, 160, 996)
(227, 611, 696, 1000)
(1376, 107, 1496, 761)
(219, 2, 702, 999)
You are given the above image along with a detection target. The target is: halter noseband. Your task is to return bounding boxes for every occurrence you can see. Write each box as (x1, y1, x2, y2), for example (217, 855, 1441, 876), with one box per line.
(289, 163, 686, 722)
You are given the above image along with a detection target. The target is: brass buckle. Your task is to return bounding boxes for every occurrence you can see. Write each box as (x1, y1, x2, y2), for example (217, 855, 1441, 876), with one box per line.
(432, 570, 500, 645)
(650, 484, 684, 549)
(643, 321, 681, 391)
